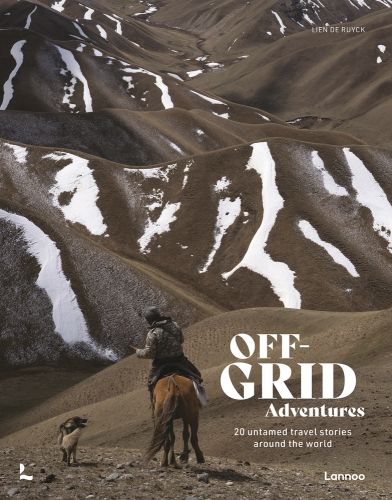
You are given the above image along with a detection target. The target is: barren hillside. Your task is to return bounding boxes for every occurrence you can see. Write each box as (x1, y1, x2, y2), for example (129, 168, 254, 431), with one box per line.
(0, 0, 392, 366)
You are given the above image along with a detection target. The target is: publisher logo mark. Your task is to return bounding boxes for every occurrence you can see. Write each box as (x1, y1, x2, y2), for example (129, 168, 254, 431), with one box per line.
(19, 463, 33, 481)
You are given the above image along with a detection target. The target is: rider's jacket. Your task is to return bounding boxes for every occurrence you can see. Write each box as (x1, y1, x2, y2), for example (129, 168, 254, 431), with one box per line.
(136, 318, 184, 360)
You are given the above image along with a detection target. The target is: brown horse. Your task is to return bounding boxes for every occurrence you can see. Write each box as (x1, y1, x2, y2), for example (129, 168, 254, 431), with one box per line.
(145, 374, 205, 467)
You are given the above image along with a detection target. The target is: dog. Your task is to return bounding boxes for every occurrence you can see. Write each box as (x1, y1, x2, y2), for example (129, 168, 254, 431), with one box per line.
(58, 416, 88, 466)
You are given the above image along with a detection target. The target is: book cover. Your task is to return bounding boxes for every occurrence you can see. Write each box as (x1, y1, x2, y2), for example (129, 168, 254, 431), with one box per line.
(0, 1, 390, 498)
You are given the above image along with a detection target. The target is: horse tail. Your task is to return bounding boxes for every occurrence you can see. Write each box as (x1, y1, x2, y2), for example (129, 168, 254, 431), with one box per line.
(145, 376, 179, 462)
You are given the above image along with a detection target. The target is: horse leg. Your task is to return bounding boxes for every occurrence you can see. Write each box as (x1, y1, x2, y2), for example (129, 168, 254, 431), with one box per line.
(161, 420, 171, 467)
(190, 421, 205, 464)
(179, 419, 190, 463)
(169, 421, 177, 466)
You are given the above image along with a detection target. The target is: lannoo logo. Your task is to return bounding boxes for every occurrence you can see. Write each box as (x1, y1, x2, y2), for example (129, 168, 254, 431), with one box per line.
(19, 464, 33, 481)
(324, 471, 365, 481)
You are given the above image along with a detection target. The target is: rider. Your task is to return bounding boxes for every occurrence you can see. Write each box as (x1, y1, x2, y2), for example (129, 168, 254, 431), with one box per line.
(136, 307, 206, 402)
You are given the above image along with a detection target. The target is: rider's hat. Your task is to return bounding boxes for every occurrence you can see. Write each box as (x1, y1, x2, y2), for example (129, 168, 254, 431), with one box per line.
(144, 306, 162, 325)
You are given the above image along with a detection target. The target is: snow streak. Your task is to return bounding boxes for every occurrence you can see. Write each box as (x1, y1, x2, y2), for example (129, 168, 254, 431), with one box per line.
(96, 24, 107, 39)
(121, 65, 174, 109)
(271, 10, 286, 35)
(125, 163, 176, 182)
(25, 5, 37, 29)
(200, 196, 241, 273)
(56, 46, 93, 112)
(311, 151, 348, 196)
(189, 90, 225, 106)
(83, 6, 94, 20)
(104, 14, 122, 35)
(298, 220, 359, 277)
(138, 202, 181, 254)
(344, 148, 392, 252)
(0, 40, 26, 111)
(0, 209, 116, 360)
(223, 142, 301, 308)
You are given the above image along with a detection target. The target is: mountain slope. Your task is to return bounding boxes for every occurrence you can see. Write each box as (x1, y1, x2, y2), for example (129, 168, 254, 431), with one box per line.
(0, 0, 391, 367)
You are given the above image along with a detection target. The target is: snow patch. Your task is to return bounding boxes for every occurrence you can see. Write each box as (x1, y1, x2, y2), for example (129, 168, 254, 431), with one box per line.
(189, 89, 225, 106)
(154, 74, 174, 109)
(200, 197, 241, 273)
(377, 45, 386, 63)
(214, 176, 231, 193)
(182, 160, 192, 189)
(0, 209, 116, 360)
(104, 14, 122, 35)
(125, 163, 177, 182)
(56, 46, 93, 112)
(298, 219, 359, 277)
(228, 37, 238, 51)
(286, 118, 302, 124)
(303, 13, 315, 24)
(73, 22, 88, 39)
(187, 69, 203, 78)
(167, 72, 183, 81)
(257, 112, 271, 121)
(222, 142, 301, 308)
(25, 5, 37, 29)
(311, 151, 348, 196)
(121, 65, 174, 109)
(343, 148, 392, 252)
(0, 40, 26, 111)
(52, 0, 66, 12)
(138, 202, 181, 254)
(96, 24, 107, 39)
(134, 5, 158, 16)
(82, 5, 94, 20)
(212, 112, 229, 119)
(353, 0, 370, 8)
(169, 141, 183, 154)
(45, 151, 107, 236)
(271, 10, 286, 35)
(5, 143, 28, 164)
(206, 62, 223, 68)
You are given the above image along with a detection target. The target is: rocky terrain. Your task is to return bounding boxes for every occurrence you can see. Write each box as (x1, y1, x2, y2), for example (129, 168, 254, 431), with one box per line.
(0, 447, 389, 499)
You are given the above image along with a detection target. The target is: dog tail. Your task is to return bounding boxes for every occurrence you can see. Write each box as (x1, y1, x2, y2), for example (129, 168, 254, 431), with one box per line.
(145, 376, 179, 462)
(57, 425, 65, 446)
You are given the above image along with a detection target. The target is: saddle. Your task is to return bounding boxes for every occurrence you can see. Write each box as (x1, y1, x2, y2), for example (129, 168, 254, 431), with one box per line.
(149, 362, 201, 389)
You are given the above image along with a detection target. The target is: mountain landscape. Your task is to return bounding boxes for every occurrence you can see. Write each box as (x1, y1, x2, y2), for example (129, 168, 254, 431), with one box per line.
(0, 0, 391, 497)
